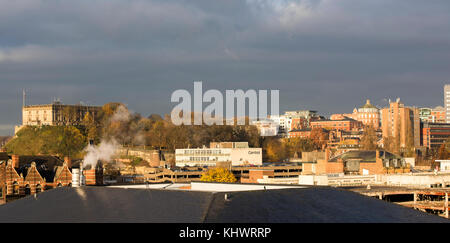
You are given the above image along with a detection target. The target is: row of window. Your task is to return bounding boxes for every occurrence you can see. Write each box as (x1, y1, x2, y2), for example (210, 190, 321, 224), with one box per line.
(182, 149, 226, 155)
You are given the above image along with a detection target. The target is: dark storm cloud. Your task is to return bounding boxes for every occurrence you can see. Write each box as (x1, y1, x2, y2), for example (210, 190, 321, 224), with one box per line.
(1, 0, 450, 135)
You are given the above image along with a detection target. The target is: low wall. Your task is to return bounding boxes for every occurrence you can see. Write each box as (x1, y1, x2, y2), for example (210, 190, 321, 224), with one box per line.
(190, 182, 305, 192)
(383, 173, 450, 188)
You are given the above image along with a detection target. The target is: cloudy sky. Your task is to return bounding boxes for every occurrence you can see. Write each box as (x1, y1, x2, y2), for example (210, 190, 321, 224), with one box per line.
(1, 0, 450, 135)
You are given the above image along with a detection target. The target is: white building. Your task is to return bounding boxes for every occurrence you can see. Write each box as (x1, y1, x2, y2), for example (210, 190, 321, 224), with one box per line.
(269, 110, 318, 137)
(251, 119, 279, 136)
(437, 160, 450, 172)
(175, 142, 262, 167)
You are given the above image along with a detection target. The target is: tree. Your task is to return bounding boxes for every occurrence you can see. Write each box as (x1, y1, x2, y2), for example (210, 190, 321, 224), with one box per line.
(263, 137, 286, 162)
(310, 128, 329, 150)
(284, 137, 315, 157)
(438, 143, 449, 160)
(404, 119, 415, 157)
(5, 126, 86, 157)
(200, 168, 237, 183)
(360, 125, 378, 150)
(83, 112, 98, 143)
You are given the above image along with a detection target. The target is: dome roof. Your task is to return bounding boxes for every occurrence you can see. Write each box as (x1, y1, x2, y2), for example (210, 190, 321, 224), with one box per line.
(359, 99, 378, 109)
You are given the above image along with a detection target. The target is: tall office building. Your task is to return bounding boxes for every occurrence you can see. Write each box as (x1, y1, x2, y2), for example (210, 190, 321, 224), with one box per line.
(445, 84, 450, 123)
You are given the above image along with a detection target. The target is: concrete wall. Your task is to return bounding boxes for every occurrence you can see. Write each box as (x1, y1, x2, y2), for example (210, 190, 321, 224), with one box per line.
(383, 173, 450, 187)
(404, 157, 415, 167)
(190, 182, 304, 192)
(298, 175, 328, 185)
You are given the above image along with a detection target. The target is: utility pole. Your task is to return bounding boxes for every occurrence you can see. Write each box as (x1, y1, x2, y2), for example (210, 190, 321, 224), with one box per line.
(22, 89, 26, 107)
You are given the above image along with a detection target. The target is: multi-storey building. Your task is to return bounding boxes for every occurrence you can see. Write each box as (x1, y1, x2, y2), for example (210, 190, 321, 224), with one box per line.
(421, 122, 450, 149)
(269, 110, 319, 137)
(432, 106, 446, 123)
(445, 84, 450, 123)
(381, 98, 420, 148)
(419, 107, 432, 122)
(310, 118, 362, 131)
(175, 142, 262, 167)
(17, 101, 102, 133)
(251, 119, 279, 136)
(330, 99, 380, 129)
(420, 106, 446, 123)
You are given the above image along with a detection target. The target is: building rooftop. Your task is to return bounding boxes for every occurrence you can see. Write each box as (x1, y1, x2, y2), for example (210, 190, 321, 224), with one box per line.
(0, 185, 446, 223)
(329, 150, 401, 162)
(359, 99, 378, 109)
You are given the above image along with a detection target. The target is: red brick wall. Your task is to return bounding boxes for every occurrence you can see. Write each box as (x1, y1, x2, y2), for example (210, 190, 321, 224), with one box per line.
(84, 169, 103, 185)
(241, 170, 274, 183)
(53, 164, 72, 187)
(23, 163, 46, 194)
(359, 156, 384, 175)
(5, 162, 24, 195)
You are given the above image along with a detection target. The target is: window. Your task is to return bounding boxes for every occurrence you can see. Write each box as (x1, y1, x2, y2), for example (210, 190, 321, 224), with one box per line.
(13, 181, 19, 195)
(36, 184, 42, 193)
(25, 184, 30, 195)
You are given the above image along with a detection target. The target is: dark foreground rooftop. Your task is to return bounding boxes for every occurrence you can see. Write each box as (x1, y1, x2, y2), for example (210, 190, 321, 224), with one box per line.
(0, 186, 448, 223)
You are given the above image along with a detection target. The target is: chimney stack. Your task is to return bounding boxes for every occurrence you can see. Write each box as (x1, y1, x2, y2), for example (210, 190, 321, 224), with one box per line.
(150, 150, 161, 167)
(64, 156, 72, 169)
(12, 155, 19, 168)
(325, 148, 330, 162)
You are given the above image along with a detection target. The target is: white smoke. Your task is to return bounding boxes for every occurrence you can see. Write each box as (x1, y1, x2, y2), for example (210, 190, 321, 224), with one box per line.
(83, 139, 119, 169)
(111, 105, 130, 122)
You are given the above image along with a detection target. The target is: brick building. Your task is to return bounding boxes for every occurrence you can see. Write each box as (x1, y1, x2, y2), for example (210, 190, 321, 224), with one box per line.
(331, 99, 381, 129)
(421, 122, 450, 149)
(301, 150, 408, 175)
(310, 118, 362, 131)
(0, 155, 75, 203)
(381, 98, 420, 148)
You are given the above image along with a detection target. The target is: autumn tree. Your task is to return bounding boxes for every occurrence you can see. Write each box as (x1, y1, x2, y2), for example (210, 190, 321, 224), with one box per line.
(83, 112, 99, 143)
(200, 168, 237, 183)
(360, 125, 378, 150)
(262, 137, 287, 162)
(284, 137, 315, 157)
(310, 128, 329, 150)
(6, 126, 86, 157)
(403, 119, 415, 157)
(438, 143, 449, 160)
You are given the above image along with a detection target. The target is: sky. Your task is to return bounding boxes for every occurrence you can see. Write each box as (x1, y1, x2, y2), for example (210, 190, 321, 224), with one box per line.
(1, 0, 450, 135)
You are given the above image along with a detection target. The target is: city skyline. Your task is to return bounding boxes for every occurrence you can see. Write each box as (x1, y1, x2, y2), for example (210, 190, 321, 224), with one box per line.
(1, 0, 450, 135)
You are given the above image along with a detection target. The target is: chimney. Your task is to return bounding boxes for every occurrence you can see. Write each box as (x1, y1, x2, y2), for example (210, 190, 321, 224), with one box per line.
(150, 150, 161, 167)
(325, 148, 330, 163)
(12, 155, 19, 168)
(64, 156, 72, 169)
